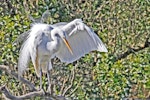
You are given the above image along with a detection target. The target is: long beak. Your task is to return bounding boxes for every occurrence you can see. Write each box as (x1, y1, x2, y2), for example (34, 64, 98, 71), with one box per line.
(62, 38, 73, 55)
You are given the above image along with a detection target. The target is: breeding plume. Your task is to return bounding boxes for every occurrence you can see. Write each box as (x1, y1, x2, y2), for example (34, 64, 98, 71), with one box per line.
(18, 19, 108, 89)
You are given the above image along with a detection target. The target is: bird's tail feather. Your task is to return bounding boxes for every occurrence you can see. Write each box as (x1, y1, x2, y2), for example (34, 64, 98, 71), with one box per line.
(18, 38, 30, 79)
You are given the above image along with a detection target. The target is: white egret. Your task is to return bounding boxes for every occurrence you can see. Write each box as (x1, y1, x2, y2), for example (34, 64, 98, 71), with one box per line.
(18, 19, 108, 90)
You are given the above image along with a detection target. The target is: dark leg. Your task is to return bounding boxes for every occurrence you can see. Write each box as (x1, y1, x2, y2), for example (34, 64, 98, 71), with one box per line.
(47, 70, 50, 87)
(47, 66, 51, 94)
(47, 62, 52, 94)
(40, 68, 42, 90)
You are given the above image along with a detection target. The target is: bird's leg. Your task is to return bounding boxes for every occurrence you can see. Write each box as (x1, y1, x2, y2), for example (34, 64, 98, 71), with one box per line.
(47, 70, 51, 94)
(47, 64, 51, 94)
(47, 61, 53, 94)
(39, 67, 43, 90)
(47, 71, 50, 87)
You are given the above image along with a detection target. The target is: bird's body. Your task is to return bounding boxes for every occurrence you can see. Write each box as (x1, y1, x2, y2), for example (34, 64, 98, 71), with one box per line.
(17, 19, 108, 90)
(18, 24, 50, 77)
(35, 31, 52, 76)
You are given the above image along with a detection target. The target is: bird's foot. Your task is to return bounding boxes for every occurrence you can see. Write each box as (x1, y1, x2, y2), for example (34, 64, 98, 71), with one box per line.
(47, 85, 52, 95)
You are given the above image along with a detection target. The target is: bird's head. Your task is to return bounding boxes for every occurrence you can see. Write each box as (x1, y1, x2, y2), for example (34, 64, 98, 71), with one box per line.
(51, 28, 73, 55)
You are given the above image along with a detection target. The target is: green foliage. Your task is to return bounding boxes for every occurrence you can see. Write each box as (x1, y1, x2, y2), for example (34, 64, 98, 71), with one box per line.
(0, 0, 150, 99)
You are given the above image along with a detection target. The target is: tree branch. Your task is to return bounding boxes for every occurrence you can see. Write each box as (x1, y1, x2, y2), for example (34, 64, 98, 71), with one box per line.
(0, 65, 37, 91)
(5, 0, 16, 16)
(68, 78, 82, 97)
(0, 65, 67, 99)
(0, 85, 44, 100)
(60, 77, 68, 95)
(62, 66, 76, 96)
(115, 36, 150, 61)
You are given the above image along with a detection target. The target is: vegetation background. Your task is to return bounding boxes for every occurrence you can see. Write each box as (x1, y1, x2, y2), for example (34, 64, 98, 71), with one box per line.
(0, 0, 150, 99)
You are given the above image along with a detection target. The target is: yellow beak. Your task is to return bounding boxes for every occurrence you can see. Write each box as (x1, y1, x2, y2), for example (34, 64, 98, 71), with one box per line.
(62, 38, 73, 55)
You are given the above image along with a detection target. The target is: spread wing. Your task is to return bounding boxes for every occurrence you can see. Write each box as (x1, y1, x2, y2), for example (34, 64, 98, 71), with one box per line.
(55, 19, 108, 63)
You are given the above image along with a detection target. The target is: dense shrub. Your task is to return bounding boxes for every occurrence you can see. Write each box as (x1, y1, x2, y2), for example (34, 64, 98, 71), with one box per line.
(0, 0, 149, 99)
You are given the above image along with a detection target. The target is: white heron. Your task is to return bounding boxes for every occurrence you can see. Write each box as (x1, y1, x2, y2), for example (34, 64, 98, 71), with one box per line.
(18, 19, 108, 90)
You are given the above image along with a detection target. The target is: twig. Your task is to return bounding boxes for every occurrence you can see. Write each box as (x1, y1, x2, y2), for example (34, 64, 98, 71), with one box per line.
(5, 0, 16, 16)
(0, 65, 67, 99)
(0, 65, 37, 91)
(0, 85, 44, 100)
(62, 66, 75, 96)
(60, 77, 68, 95)
(115, 36, 150, 61)
(68, 78, 82, 97)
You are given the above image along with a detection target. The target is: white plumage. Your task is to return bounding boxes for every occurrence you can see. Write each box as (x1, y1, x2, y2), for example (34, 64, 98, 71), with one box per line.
(17, 19, 108, 89)
(54, 19, 107, 63)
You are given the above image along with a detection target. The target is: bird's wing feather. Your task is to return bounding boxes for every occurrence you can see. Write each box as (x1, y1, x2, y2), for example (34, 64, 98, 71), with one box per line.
(55, 22, 107, 63)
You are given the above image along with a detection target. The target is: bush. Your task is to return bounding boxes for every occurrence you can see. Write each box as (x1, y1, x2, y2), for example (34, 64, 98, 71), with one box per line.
(0, 0, 149, 99)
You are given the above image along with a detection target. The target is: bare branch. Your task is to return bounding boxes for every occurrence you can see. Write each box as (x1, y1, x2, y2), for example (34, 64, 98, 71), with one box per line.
(5, 0, 16, 15)
(115, 36, 150, 61)
(0, 85, 19, 100)
(0, 65, 68, 99)
(0, 85, 67, 100)
(0, 85, 44, 100)
(68, 78, 82, 97)
(0, 65, 37, 91)
(60, 77, 68, 95)
(17, 89, 44, 99)
(62, 66, 75, 96)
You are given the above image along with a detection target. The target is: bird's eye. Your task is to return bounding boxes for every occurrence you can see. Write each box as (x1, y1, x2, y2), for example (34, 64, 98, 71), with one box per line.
(55, 33, 59, 37)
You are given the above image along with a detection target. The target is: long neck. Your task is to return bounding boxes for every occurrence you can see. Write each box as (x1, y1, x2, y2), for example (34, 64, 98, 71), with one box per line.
(51, 32, 59, 41)
(51, 32, 61, 50)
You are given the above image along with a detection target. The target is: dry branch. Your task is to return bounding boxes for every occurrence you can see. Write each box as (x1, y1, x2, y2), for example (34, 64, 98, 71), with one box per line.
(5, 0, 16, 15)
(115, 36, 150, 61)
(62, 66, 76, 96)
(0, 65, 67, 99)
(0, 85, 67, 100)
(0, 85, 44, 100)
(68, 78, 81, 97)
(60, 77, 68, 95)
(0, 65, 37, 91)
